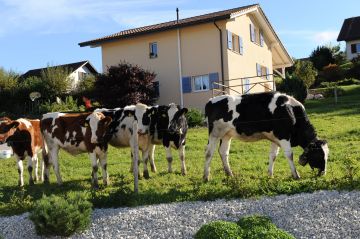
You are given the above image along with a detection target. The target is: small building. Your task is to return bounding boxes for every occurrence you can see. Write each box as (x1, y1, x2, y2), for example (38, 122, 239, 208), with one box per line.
(21, 60, 98, 89)
(337, 16, 360, 60)
(79, 4, 293, 109)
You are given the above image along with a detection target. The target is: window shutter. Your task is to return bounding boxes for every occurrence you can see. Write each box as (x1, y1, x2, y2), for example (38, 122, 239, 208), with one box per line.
(351, 44, 357, 53)
(250, 24, 255, 42)
(227, 30, 233, 50)
(209, 72, 219, 89)
(182, 76, 192, 93)
(260, 31, 264, 47)
(266, 67, 269, 80)
(239, 37, 244, 55)
(256, 63, 261, 76)
(153, 81, 160, 97)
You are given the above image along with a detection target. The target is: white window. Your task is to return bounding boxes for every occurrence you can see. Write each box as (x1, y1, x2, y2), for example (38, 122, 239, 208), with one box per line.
(149, 42, 158, 58)
(192, 75, 209, 92)
(256, 63, 270, 79)
(351, 43, 360, 53)
(227, 31, 243, 55)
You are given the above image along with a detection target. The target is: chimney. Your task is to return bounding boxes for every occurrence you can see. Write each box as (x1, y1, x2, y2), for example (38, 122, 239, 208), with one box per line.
(176, 8, 179, 23)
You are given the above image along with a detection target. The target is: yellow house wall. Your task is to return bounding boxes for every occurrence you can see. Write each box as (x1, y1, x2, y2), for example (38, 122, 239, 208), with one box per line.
(101, 30, 180, 106)
(225, 14, 273, 94)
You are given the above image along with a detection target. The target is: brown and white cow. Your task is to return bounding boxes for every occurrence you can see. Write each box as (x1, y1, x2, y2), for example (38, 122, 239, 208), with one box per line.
(0, 117, 42, 186)
(40, 112, 112, 187)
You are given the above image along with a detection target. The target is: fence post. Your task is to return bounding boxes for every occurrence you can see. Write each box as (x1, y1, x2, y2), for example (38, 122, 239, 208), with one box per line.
(334, 86, 338, 104)
(132, 121, 139, 194)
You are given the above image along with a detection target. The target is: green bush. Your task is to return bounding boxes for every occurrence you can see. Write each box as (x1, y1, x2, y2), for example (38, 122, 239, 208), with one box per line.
(30, 193, 92, 237)
(276, 75, 308, 103)
(39, 96, 85, 113)
(237, 215, 295, 239)
(186, 108, 204, 127)
(195, 215, 295, 239)
(195, 221, 242, 239)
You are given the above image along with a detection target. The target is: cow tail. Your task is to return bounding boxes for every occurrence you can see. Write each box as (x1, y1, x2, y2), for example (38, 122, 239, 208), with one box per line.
(41, 134, 49, 182)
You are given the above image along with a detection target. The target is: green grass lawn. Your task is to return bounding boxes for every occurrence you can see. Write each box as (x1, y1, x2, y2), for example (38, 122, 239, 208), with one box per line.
(1, 85, 360, 216)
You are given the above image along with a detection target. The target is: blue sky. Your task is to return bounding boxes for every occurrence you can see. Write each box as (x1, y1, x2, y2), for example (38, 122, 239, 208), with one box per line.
(0, 0, 358, 73)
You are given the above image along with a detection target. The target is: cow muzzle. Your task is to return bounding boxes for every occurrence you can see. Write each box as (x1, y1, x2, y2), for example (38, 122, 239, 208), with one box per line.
(298, 154, 308, 166)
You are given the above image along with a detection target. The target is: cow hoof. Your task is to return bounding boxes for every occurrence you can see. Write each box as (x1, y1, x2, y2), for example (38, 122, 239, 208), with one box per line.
(151, 167, 157, 173)
(143, 170, 150, 179)
(29, 180, 35, 186)
(92, 183, 99, 189)
(203, 175, 210, 182)
(181, 171, 187, 176)
(18, 182, 24, 187)
(292, 173, 301, 180)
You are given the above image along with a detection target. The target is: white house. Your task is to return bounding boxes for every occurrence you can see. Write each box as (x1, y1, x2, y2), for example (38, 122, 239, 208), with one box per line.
(21, 61, 98, 89)
(337, 16, 360, 60)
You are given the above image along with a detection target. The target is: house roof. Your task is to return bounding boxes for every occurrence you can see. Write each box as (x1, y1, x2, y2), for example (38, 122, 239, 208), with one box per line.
(78, 4, 259, 47)
(337, 16, 360, 41)
(21, 61, 98, 79)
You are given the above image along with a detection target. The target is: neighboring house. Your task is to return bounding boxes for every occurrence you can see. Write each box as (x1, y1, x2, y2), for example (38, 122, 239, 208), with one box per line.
(79, 4, 293, 109)
(21, 61, 98, 89)
(337, 16, 360, 60)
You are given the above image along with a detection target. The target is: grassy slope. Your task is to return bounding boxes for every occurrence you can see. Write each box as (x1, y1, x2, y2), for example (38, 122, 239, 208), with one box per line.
(0, 86, 359, 216)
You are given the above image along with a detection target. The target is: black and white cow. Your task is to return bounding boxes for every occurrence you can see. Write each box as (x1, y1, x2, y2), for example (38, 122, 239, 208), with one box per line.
(138, 103, 188, 177)
(203, 92, 329, 181)
(95, 104, 152, 178)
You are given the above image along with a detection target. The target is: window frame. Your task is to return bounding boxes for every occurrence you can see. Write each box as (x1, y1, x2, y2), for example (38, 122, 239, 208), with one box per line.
(149, 42, 158, 58)
(227, 31, 242, 55)
(192, 74, 210, 92)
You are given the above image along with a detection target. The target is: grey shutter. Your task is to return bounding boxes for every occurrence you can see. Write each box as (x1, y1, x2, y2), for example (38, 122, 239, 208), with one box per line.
(266, 67, 269, 80)
(256, 63, 261, 76)
(239, 37, 243, 55)
(227, 30, 233, 50)
(209, 72, 219, 89)
(250, 24, 255, 42)
(182, 76, 192, 93)
(260, 31, 264, 46)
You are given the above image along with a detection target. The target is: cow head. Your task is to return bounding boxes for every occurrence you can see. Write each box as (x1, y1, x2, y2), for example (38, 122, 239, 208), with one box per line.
(135, 103, 154, 135)
(0, 118, 20, 144)
(168, 104, 188, 135)
(299, 139, 329, 176)
(82, 112, 112, 144)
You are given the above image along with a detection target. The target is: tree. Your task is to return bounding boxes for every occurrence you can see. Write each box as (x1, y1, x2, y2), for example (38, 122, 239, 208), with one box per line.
(40, 66, 72, 100)
(292, 60, 317, 88)
(93, 62, 157, 108)
(276, 73, 307, 103)
(309, 46, 335, 71)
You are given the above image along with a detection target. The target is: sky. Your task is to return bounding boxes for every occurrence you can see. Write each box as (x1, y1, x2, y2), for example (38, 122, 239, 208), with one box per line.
(0, 0, 359, 74)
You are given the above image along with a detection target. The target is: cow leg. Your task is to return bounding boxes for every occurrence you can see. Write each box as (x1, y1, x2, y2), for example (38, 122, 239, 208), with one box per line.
(279, 140, 300, 179)
(179, 144, 187, 176)
(32, 155, 39, 182)
(15, 155, 24, 187)
(268, 143, 280, 177)
(89, 152, 99, 188)
(98, 152, 109, 186)
(149, 144, 157, 173)
(218, 136, 233, 177)
(203, 135, 219, 182)
(50, 147, 63, 185)
(165, 146, 173, 173)
(142, 148, 150, 179)
(27, 156, 35, 185)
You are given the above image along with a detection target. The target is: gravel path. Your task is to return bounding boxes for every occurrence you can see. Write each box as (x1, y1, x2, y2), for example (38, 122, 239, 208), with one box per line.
(0, 190, 359, 239)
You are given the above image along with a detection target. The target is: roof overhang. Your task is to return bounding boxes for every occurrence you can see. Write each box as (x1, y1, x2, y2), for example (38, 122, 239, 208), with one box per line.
(235, 6, 293, 68)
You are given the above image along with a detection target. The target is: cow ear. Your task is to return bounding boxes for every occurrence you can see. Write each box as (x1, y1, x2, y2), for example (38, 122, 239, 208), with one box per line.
(10, 121, 20, 129)
(180, 108, 188, 115)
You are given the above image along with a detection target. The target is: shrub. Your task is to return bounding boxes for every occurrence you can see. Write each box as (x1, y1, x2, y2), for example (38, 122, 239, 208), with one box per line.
(312, 86, 345, 98)
(93, 62, 157, 108)
(186, 108, 204, 127)
(30, 193, 92, 237)
(309, 45, 335, 71)
(276, 75, 307, 103)
(39, 96, 85, 113)
(39, 66, 72, 100)
(321, 64, 345, 82)
(237, 215, 295, 239)
(292, 60, 317, 88)
(195, 221, 242, 239)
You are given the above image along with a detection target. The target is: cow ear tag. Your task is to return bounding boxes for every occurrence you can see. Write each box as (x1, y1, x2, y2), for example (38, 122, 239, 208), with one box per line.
(162, 114, 166, 117)
(84, 122, 89, 127)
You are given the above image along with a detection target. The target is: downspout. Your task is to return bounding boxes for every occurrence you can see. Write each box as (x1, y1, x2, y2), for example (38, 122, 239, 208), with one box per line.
(176, 8, 184, 107)
(213, 21, 225, 93)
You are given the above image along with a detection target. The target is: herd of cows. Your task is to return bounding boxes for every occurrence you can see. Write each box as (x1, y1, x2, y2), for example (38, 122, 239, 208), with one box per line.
(0, 92, 329, 188)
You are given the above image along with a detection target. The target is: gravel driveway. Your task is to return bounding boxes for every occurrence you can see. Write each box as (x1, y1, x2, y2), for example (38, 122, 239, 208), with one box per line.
(0, 190, 359, 238)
